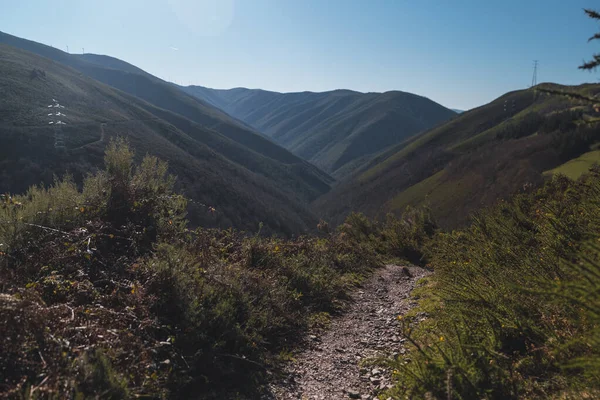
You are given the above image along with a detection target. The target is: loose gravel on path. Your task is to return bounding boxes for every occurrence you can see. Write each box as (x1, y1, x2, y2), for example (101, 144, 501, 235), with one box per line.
(265, 265, 429, 400)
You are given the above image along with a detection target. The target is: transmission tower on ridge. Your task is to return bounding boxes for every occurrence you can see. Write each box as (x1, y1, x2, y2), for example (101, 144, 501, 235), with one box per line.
(47, 99, 67, 151)
(531, 60, 539, 87)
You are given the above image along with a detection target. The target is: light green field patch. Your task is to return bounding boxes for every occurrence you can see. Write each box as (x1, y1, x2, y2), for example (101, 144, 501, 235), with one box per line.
(543, 150, 600, 180)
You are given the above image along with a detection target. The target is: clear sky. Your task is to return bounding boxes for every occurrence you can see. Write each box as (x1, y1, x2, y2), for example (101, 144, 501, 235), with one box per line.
(1, 0, 599, 110)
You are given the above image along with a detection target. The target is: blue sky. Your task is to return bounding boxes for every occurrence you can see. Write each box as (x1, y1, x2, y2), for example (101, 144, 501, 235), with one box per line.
(1, 0, 599, 110)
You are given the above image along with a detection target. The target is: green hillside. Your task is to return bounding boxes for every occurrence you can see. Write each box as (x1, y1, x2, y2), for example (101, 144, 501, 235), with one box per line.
(0, 44, 332, 235)
(315, 83, 600, 228)
(0, 31, 332, 175)
(182, 86, 457, 177)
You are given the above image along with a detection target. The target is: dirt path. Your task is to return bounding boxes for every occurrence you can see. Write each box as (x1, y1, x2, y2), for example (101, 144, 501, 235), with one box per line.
(265, 265, 429, 400)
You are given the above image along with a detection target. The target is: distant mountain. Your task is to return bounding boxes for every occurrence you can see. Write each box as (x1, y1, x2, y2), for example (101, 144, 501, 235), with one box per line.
(315, 83, 600, 228)
(182, 86, 457, 178)
(0, 32, 299, 162)
(0, 41, 334, 235)
(451, 109, 465, 114)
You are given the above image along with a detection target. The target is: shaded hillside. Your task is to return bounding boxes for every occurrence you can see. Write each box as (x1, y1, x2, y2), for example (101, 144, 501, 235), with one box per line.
(0, 31, 330, 175)
(182, 86, 457, 177)
(0, 44, 332, 235)
(315, 83, 600, 228)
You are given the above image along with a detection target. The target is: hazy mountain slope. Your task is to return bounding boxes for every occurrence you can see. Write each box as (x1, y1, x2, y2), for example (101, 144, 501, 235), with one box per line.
(0, 44, 331, 235)
(315, 84, 600, 228)
(182, 86, 457, 177)
(0, 30, 310, 169)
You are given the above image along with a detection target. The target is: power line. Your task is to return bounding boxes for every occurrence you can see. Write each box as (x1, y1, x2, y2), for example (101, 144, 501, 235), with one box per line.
(531, 60, 539, 87)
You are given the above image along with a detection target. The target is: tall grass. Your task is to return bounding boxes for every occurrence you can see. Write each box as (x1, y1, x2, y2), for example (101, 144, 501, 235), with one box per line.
(384, 168, 600, 399)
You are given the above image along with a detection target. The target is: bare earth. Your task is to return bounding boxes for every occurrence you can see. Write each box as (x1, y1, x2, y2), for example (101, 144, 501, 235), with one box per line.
(264, 265, 429, 400)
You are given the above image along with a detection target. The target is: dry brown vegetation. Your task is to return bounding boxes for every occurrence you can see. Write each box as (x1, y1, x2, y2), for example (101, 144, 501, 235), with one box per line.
(0, 139, 379, 399)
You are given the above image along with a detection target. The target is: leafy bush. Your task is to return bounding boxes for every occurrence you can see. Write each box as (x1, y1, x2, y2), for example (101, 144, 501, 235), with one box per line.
(0, 138, 186, 263)
(101, 137, 188, 241)
(380, 207, 437, 264)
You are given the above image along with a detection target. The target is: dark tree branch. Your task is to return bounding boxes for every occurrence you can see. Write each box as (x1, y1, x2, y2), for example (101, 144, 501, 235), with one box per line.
(584, 9, 600, 20)
(580, 55, 600, 71)
(581, 10, 600, 70)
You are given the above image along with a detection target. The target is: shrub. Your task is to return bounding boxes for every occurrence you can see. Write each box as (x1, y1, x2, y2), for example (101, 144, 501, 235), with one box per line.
(0, 139, 190, 398)
(383, 167, 600, 399)
(338, 207, 437, 265)
(0, 137, 383, 398)
(380, 206, 437, 264)
(0, 176, 85, 254)
(102, 137, 187, 242)
(143, 228, 379, 395)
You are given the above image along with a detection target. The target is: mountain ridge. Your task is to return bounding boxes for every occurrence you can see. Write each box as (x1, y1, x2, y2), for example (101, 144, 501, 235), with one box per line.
(182, 85, 457, 177)
(0, 31, 307, 166)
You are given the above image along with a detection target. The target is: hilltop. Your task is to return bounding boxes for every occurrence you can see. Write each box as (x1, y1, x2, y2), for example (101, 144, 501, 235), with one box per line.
(182, 86, 457, 177)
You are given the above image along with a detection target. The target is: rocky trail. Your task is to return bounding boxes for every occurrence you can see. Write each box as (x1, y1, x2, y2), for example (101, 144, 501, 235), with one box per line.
(265, 265, 429, 400)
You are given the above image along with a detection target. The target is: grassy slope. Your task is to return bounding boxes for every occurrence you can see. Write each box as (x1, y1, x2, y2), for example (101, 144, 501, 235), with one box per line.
(543, 149, 600, 179)
(182, 86, 457, 177)
(0, 44, 328, 235)
(315, 83, 600, 228)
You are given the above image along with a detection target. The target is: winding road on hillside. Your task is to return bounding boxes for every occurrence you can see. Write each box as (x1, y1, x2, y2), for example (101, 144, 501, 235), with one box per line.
(265, 265, 429, 400)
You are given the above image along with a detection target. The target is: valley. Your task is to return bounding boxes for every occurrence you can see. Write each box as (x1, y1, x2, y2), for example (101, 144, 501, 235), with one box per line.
(182, 86, 457, 178)
(1, 7, 600, 399)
